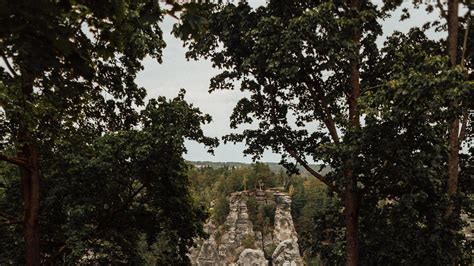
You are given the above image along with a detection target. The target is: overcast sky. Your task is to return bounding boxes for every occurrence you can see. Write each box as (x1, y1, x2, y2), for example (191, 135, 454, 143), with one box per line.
(136, 1, 444, 163)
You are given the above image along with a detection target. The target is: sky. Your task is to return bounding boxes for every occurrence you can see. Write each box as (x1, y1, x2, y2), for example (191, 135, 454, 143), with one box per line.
(135, 0, 444, 163)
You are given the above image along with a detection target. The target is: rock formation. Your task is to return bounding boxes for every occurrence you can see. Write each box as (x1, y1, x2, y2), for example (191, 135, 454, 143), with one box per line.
(273, 192, 299, 244)
(271, 239, 302, 266)
(237, 249, 268, 266)
(190, 189, 303, 266)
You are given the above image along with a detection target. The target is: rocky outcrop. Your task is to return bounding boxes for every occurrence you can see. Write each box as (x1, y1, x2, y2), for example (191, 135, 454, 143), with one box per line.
(193, 221, 222, 265)
(272, 239, 304, 266)
(191, 189, 303, 266)
(237, 249, 268, 266)
(273, 192, 299, 243)
(462, 212, 473, 241)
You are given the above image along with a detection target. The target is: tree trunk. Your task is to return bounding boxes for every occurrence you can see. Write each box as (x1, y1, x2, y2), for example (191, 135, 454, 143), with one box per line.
(344, 166, 360, 266)
(345, 1, 362, 265)
(447, 0, 459, 68)
(19, 144, 41, 266)
(349, 49, 361, 129)
(18, 78, 41, 265)
(445, 0, 459, 219)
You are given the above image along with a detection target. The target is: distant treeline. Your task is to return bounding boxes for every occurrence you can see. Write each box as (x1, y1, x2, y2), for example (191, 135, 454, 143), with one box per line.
(189, 161, 331, 176)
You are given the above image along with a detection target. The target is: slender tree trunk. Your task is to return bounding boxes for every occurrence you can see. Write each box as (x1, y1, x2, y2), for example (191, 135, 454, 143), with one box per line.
(19, 143, 41, 265)
(445, 0, 459, 219)
(348, 50, 361, 129)
(447, 0, 459, 67)
(344, 168, 359, 266)
(18, 78, 41, 265)
(345, 1, 362, 265)
(345, 70, 361, 265)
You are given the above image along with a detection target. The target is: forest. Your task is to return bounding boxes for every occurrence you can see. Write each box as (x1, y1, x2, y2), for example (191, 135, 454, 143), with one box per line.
(0, 0, 473, 265)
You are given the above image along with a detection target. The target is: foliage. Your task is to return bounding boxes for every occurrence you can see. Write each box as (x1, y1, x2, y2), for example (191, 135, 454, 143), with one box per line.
(176, 0, 473, 264)
(356, 28, 473, 265)
(187, 162, 341, 261)
(0, 0, 166, 141)
(0, 0, 167, 263)
(189, 162, 289, 211)
(246, 197, 276, 234)
(213, 195, 230, 226)
(189, 163, 283, 226)
(0, 0, 221, 264)
(0, 91, 217, 264)
(263, 243, 277, 260)
(174, 0, 380, 173)
(242, 234, 256, 249)
(290, 177, 344, 264)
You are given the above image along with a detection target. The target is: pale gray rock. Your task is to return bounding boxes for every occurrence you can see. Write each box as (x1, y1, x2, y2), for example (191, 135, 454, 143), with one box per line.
(271, 239, 304, 266)
(192, 190, 303, 266)
(236, 249, 268, 266)
(273, 193, 299, 243)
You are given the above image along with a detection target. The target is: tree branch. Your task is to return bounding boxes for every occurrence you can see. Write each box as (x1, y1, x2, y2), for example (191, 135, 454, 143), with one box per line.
(461, 16, 470, 70)
(436, 0, 447, 18)
(0, 219, 22, 226)
(88, 184, 146, 241)
(306, 79, 340, 144)
(46, 184, 146, 264)
(459, 111, 469, 142)
(0, 211, 18, 220)
(0, 153, 29, 168)
(263, 86, 341, 195)
(0, 212, 22, 226)
(286, 148, 341, 195)
(45, 245, 66, 265)
(0, 50, 19, 78)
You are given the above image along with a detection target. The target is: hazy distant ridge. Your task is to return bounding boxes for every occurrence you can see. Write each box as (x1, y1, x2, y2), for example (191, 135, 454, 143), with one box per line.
(188, 161, 330, 176)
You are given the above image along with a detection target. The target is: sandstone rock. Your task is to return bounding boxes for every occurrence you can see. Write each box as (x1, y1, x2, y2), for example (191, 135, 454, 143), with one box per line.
(192, 190, 303, 266)
(461, 212, 473, 241)
(271, 239, 304, 266)
(273, 193, 299, 243)
(195, 221, 222, 265)
(236, 249, 268, 266)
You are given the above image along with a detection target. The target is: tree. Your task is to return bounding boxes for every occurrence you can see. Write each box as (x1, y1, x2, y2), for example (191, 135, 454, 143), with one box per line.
(175, 0, 473, 264)
(0, 91, 218, 263)
(358, 25, 473, 263)
(294, 178, 343, 264)
(252, 162, 276, 189)
(0, 0, 210, 263)
(403, 0, 473, 225)
(439, 0, 470, 222)
(175, 1, 382, 264)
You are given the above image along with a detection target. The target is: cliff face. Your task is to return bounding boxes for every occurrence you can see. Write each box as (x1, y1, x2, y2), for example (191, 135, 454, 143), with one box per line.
(189, 189, 303, 266)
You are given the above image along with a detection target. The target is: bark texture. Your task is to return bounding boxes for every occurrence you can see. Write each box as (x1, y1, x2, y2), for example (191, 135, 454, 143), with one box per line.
(18, 78, 41, 266)
(345, 0, 362, 265)
(445, 0, 460, 219)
